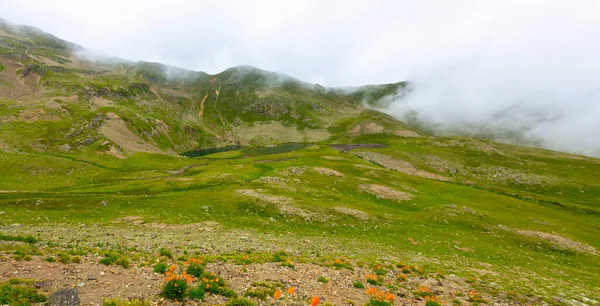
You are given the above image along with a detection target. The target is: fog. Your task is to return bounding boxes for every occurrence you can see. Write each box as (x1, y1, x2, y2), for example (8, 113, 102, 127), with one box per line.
(2, 0, 600, 156)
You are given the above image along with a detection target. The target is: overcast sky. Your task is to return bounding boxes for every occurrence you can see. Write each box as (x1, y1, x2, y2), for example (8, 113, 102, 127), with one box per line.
(3, 0, 600, 156)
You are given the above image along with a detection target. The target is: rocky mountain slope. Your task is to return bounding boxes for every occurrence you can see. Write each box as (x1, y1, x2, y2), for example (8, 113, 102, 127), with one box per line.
(0, 19, 412, 157)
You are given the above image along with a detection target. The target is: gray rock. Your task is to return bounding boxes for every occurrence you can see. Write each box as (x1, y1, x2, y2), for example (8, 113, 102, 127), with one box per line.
(48, 289, 80, 306)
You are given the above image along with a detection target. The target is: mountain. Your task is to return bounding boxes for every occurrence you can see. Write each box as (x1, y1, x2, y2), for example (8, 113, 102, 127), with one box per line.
(0, 19, 419, 157)
(1, 20, 599, 305)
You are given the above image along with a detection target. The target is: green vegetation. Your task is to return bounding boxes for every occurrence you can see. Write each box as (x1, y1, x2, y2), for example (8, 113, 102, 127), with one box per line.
(99, 252, 129, 268)
(0, 234, 37, 244)
(224, 297, 257, 306)
(153, 262, 167, 274)
(0, 278, 47, 306)
(352, 281, 365, 289)
(161, 278, 187, 300)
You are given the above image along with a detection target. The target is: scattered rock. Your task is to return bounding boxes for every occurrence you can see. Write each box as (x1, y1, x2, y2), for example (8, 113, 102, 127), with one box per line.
(352, 151, 450, 181)
(58, 144, 71, 152)
(48, 288, 80, 306)
(334, 207, 369, 221)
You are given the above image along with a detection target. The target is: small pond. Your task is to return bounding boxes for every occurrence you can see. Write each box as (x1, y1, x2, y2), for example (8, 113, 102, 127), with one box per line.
(180, 143, 309, 158)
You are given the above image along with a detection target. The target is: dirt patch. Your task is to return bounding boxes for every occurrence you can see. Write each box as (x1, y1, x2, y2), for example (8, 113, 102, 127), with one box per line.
(0, 62, 42, 98)
(99, 112, 165, 154)
(115, 216, 145, 225)
(232, 121, 330, 144)
(334, 206, 369, 221)
(0, 257, 162, 304)
(313, 167, 344, 177)
(198, 94, 208, 119)
(90, 97, 113, 110)
(330, 144, 387, 151)
(504, 227, 597, 254)
(257, 176, 297, 191)
(236, 189, 321, 221)
(473, 166, 561, 186)
(359, 184, 414, 201)
(394, 129, 420, 137)
(279, 166, 308, 176)
(236, 189, 293, 205)
(352, 151, 450, 181)
(348, 122, 385, 137)
(18, 108, 59, 122)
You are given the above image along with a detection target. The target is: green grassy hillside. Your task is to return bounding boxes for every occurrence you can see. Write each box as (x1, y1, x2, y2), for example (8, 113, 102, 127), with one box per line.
(0, 20, 599, 305)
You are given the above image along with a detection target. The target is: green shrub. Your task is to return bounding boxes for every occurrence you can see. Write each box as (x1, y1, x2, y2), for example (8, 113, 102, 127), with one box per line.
(272, 250, 287, 262)
(43, 257, 56, 263)
(159, 248, 173, 259)
(188, 284, 205, 300)
(0, 279, 47, 305)
(317, 276, 329, 283)
(185, 262, 204, 278)
(224, 297, 257, 306)
(99, 252, 128, 268)
(153, 262, 167, 274)
(99, 257, 113, 265)
(161, 278, 187, 300)
(115, 257, 130, 269)
(0, 234, 37, 244)
(352, 281, 364, 289)
(57, 252, 72, 264)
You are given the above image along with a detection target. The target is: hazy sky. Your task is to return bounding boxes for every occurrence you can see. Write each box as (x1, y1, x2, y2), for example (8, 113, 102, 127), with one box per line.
(3, 0, 600, 156)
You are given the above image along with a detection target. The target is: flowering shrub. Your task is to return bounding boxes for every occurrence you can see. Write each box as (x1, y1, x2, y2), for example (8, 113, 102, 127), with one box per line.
(425, 295, 446, 306)
(396, 274, 408, 282)
(333, 258, 353, 270)
(161, 265, 193, 300)
(414, 286, 434, 298)
(373, 265, 387, 276)
(310, 296, 321, 306)
(366, 288, 395, 306)
(467, 291, 486, 303)
(185, 258, 204, 277)
(397, 262, 423, 275)
(365, 274, 385, 286)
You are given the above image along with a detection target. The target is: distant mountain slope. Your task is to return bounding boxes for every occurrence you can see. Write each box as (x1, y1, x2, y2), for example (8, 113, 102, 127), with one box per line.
(0, 19, 418, 156)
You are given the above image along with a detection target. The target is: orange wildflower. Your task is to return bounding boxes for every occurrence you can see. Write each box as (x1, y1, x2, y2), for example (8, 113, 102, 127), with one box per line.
(311, 296, 321, 306)
(287, 286, 295, 295)
(273, 289, 282, 299)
